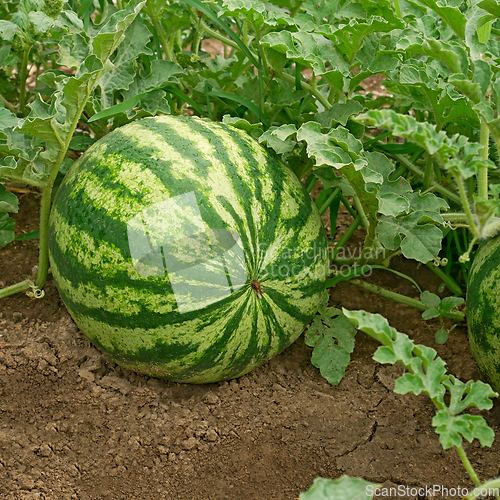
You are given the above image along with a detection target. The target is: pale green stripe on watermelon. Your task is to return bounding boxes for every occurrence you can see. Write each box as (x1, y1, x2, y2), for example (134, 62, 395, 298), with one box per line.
(65, 153, 172, 221)
(50, 205, 134, 277)
(50, 256, 177, 316)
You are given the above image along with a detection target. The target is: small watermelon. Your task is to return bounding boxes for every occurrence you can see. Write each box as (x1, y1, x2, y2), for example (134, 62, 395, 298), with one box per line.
(467, 235, 500, 391)
(48, 115, 329, 383)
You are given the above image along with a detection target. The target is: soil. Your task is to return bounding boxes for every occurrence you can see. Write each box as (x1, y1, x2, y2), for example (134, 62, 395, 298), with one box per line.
(1, 192, 500, 500)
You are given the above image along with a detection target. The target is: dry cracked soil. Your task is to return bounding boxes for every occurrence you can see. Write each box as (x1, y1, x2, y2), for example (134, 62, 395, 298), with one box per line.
(1, 192, 500, 500)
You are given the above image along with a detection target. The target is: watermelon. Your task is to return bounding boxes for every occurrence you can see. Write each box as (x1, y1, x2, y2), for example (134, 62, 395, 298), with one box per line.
(48, 115, 329, 383)
(467, 235, 500, 391)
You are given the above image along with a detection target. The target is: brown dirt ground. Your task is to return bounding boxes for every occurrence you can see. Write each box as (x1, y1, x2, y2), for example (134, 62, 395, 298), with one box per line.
(1, 191, 500, 500)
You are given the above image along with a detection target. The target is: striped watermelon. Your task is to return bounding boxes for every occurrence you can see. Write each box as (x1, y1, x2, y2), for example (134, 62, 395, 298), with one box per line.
(48, 115, 329, 383)
(467, 236, 500, 392)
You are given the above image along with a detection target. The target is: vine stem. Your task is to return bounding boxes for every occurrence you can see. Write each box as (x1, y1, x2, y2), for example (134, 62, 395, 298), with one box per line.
(425, 262, 463, 295)
(199, 19, 242, 52)
(0, 279, 33, 299)
(1, 93, 17, 114)
(275, 70, 331, 110)
(393, 153, 461, 205)
(455, 174, 478, 235)
(463, 476, 500, 500)
(19, 45, 31, 116)
(35, 185, 54, 289)
(456, 446, 482, 488)
(147, 5, 174, 60)
(478, 116, 489, 200)
(34, 78, 116, 290)
(335, 278, 465, 321)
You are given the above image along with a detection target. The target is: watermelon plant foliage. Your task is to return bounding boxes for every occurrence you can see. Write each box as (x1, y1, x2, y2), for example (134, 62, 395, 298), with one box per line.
(301, 309, 500, 500)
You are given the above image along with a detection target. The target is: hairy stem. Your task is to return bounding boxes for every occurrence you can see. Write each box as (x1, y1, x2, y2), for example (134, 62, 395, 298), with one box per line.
(148, 10, 174, 60)
(478, 117, 489, 200)
(344, 279, 465, 321)
(456, 445, 481, 487)
(18, 45, 31, 116)
(35, 185, 54, 289)
(425, 262, 463, 295)
(1, 93, 17, 114)
(275, 70, 332, 110)
(0, 279, 33, 299)
(463, 477, 500, 500)
(455, 174, 478, 235)
(199, 20, 242, 52)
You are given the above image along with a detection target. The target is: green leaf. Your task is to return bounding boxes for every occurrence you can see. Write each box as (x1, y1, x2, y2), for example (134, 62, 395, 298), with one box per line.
(92, 2, 147, 63)
(123, 59, 184, 98)
(0, 108, 19, 129)
(439, 296, 465, 313)
(420, 290, 441, 308)
(377, 212, 443, 263)
(0, 184, 18, 213)
(342, 309, 397, 347)
(260, 30, 349, 76)
(344, 309, 498, 452)
(478, 0, 500, 19)
(0, 20, 20, 41)
(14, 229, 39, 241)
(432, 412, 495, 449)
(434, 327, 449, 344)
(89, 91, 151, 122)
(364, 151, 413, 217)
(207, 89, 270, 127)
(0, 212, 15, 247)
(297, 122, 356, 168)
(317, 14, 404, 65)
(300, 476, 379, 500)
(356, 109, 483, 180)
(422, 308, 441, 320)
(315, 100, 364, 128)
(305, 307, 357, 385)
(443, 376, 497, 414)
(69, 134, 96, 151)
(97, 19, 154, 109)
(259, 124, 297, 154)
(58, 32, 91, 70)
(398, 355, 447, 401)
(415, 0, 466, 40)
(222, 115, 263, 137)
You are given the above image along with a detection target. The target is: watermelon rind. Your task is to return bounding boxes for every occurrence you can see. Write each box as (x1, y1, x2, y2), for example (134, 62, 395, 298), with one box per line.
(48, 115, 329, 383)
(467, 235, 500, 392)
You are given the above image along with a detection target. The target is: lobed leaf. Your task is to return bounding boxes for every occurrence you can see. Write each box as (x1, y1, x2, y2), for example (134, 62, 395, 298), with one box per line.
(306, 307, 357, 385)
(376, 212, 444, 263)
(432, 412, 495, 449)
